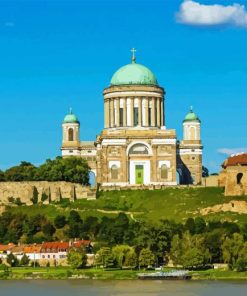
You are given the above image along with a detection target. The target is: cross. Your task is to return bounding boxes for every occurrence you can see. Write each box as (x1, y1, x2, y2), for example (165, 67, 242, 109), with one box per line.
(69, 107, 73, 114)
(131, 48, 137, 63)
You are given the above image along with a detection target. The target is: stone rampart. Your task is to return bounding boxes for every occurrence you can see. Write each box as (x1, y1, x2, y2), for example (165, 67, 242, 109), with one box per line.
(0, 181, 96, 205)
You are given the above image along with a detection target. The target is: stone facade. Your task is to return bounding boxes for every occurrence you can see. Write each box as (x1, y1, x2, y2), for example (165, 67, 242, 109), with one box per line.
(0, 181, 96, 205)
(219, 153, 247, 196)
(61, 56, 203, 187)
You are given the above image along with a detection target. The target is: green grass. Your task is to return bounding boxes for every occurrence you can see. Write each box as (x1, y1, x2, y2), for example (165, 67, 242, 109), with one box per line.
(190, 269, 247, 280)
(1, 266, 247, 280)
(6, 187, 247, 225)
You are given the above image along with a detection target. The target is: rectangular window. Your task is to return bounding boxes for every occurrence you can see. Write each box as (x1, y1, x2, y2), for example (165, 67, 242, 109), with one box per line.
(119, 108, 123, 127)
(134, 107, 138, 126)
(148, 107, 152, 126)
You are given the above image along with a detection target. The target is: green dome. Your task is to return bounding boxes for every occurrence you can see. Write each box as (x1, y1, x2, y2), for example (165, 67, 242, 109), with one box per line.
(110, 61, 158, 86)
(63, 109, 79, 124)
(184, 107, 200, 122)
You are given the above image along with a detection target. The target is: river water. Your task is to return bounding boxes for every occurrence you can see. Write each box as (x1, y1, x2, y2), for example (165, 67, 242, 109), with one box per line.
(0, 280, 247, 296)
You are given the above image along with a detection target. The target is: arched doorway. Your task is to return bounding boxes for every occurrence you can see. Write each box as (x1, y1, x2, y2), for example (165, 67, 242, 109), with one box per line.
(127, 142, 152, 185)
(89, 171, 96, 187)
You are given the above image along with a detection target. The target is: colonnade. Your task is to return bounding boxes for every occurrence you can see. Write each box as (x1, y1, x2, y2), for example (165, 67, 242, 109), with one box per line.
(104, 97, 164, 128)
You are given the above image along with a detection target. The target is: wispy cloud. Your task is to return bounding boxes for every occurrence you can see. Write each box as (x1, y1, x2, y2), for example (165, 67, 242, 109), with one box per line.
(176, 0, 247, 27)
(4, 22, 15, 28)
(217, 148, 247, 155)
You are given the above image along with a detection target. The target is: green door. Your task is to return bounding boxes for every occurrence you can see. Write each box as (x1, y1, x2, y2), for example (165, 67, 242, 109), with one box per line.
(135, 165, 144, 184)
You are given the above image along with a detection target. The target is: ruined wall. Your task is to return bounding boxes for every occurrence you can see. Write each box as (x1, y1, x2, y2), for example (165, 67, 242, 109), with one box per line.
(0, 181, 96, 205)
(223, 166, 247, 196)
(201, 175, 220, 187)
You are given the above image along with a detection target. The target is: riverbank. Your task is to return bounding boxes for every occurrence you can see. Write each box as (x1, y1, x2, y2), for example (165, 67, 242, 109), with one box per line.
(1, 267, 247, 280)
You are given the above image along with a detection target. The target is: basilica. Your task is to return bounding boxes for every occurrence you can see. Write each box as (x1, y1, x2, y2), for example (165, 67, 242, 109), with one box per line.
(61, 51, 203, 187)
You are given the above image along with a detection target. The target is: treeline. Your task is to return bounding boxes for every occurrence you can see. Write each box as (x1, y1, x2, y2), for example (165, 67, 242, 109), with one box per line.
(0, 209, 247, 271)
(0, 157, 90, 185)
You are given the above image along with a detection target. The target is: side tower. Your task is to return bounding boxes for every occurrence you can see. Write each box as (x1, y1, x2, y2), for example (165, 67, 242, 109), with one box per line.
(61, 109, 81, 156)
(177, 107, 203, 184)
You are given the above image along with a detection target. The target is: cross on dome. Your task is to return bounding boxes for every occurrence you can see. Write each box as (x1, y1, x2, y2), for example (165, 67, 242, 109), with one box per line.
(131, 48, 137, 63)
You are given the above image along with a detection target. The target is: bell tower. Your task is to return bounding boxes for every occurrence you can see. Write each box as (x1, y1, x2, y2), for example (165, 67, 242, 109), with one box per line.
(61, 109, 80, 156)
(177, 107, 203, 185)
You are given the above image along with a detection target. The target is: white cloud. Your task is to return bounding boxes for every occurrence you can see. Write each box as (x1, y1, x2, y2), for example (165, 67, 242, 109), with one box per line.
(217, 148, 247, 155)
(176, 0, 247, 27)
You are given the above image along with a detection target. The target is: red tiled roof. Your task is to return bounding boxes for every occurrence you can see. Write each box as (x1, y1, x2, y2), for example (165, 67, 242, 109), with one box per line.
(222, 153, 247, 168)
(41, 242, 69, 252)
(0, 243, 15, 252)
(23, 244, 42, 253)
(73, 240, 91, 248)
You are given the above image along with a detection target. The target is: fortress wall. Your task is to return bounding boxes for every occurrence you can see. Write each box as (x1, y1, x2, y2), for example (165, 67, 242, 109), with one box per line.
(0, 181, 96, 205)
(201, 175, 220, 187)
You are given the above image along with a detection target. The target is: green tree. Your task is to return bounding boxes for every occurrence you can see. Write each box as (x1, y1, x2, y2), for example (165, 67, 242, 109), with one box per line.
(4, 161, 37, 181)
(125, 249, 138, 269)
(95, 247, 114, 268)
(181, 248, 205, 269)
(222, 233, 244, 269)
(31, 187, 39, 204)
(112, 245, 133, 268)
(67, 247, 87, 269)
(202, 166, 209, 177)
(184, 218, 196, 234)
(138, 248, 155, 268)
(41, 192, 48, 202)
(37, 156, 90, 184)
(0, 170, 5, 181)
(42, 222, 56, 239)
(170, 231, 211, 269)
(20, 254, 30, 266)
(194, 217, 206, 234)
(54, 215, 67, 229)
(7, 253, 19, 267)
(235, 242, 247, 271)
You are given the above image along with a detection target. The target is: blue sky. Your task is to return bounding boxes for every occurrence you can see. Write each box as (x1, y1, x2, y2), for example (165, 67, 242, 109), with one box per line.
(0, 0, 246, 173)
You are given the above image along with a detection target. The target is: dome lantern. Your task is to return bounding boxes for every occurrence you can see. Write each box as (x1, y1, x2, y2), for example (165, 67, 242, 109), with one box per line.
(63, 108, 80, 124)
(183, 106, 200, 123)
(110, 50, 158, 86)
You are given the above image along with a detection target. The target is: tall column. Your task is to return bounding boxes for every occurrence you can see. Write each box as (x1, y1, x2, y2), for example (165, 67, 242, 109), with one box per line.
(157, 98, 160, 127)
(138, 97, 142, 126)
(151, 98, 155, 127)
(110, 99, 114, 127)
(130, 97, 134, 126)
(123, 98, 127, 127)
(104, 100, 110, 128)
(127, 98, 131, 126)
(115, 98, 120, 127)
(161, 98, 164, 126)
(145, 98, 149, 126)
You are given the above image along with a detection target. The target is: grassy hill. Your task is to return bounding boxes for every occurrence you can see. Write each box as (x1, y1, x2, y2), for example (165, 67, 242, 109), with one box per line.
(6, 187, 247, 225)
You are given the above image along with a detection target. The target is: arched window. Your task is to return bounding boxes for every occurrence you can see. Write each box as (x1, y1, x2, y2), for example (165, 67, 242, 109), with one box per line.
(111, 165, 118, 180)
(68, 128, 74, 141)
(161, 164, 168, 180)
(237, 173, 243, 185)
(129, 144, 149, 155)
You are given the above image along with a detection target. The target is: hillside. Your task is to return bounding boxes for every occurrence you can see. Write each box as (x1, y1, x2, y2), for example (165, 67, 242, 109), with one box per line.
(5, 187, 247, 225)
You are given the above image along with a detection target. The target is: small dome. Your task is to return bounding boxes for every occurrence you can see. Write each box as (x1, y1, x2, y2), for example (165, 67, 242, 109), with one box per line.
(110, 60, 158, 86)
(184, 107, 200, 122)
(63, 109, 79, 124)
